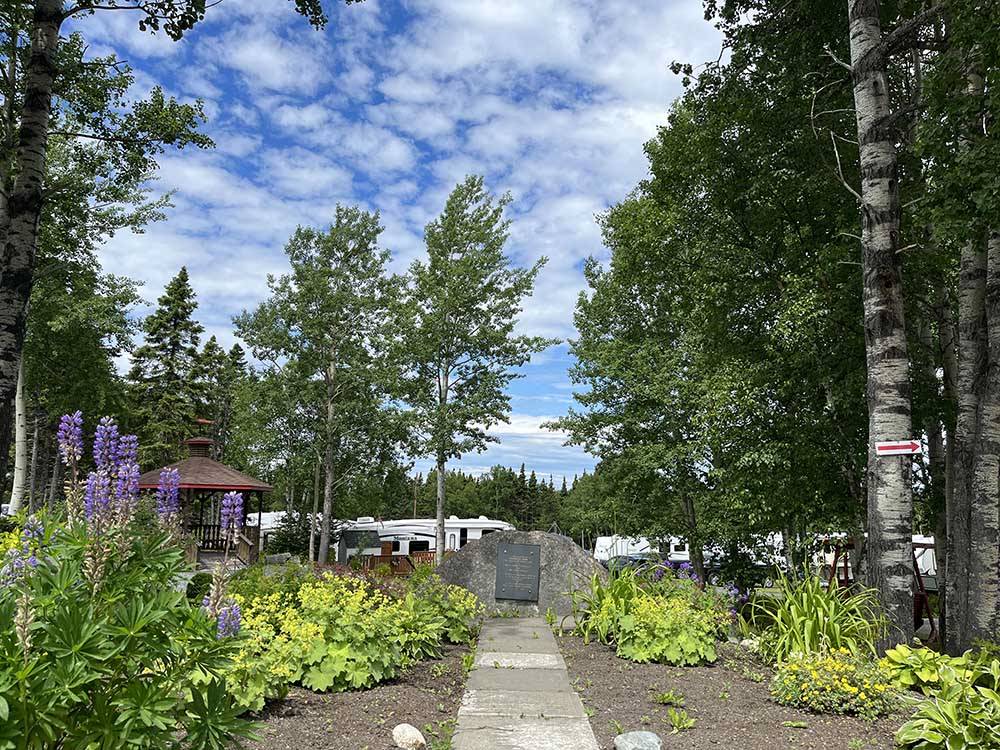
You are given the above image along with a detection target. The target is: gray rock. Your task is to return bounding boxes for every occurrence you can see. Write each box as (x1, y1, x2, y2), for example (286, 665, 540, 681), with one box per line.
(391, 723, 426, 749)
(264, 552, 292, 565)
(437, 530, 607, 617)
(614, 731, 663, 750)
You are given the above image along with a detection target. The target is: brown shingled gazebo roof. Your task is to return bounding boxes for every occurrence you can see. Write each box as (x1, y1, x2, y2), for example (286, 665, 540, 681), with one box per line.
(137, 437, 273, 493)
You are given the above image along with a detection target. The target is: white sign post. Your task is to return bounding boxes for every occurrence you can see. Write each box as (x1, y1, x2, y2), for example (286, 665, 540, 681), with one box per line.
(874, 440, 921, 457)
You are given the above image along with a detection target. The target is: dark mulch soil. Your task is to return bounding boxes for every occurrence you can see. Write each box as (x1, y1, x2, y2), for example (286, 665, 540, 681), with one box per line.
(250, 644, 470, 750)
(559, 635, 905, 750)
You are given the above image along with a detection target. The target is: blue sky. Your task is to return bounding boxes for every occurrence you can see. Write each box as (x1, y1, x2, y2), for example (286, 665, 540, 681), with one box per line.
(81, 0, 722, 482)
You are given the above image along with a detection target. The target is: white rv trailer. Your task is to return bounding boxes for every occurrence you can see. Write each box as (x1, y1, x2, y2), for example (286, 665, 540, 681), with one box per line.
(340, 515, 514, 561)
(592, 535, 693, 563)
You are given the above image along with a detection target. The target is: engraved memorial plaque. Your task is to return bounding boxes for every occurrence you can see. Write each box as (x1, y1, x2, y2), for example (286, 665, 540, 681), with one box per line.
(495, 543, 541, 602)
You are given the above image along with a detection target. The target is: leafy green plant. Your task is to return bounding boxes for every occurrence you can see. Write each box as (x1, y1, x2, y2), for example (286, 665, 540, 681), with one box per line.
(770, 648, 897, 719)
(667, 707, 696, 733)
(423, 719, 456, 750)
(226, 571, 484, 711)
(0, 522, 255, 749)
(896, 659, 1000, 749)
(748, 573, 886, 663)
(615, 594, 723, 665)
(652, 689, 685, 707)
(881, 644, 977, 696)
(570, 569, 730, 666)
(462, 647, 477, 674)
(187, 571, 214, 602)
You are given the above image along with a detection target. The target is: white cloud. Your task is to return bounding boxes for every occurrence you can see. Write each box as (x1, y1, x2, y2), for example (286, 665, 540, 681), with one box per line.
(89, 0, 722, 477)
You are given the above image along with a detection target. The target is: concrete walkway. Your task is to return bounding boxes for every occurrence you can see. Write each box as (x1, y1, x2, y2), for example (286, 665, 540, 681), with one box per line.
(454, 617, 599, 750)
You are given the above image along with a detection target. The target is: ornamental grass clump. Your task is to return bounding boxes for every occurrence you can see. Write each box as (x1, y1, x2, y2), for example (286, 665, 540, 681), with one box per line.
(770, 648, 898, 720)
(749, 571, 886, 663)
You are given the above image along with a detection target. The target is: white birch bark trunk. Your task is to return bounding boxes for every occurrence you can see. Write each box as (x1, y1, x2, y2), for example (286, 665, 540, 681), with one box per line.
(7, 358, 26, 513)
(969, 229, 1000, 638)
(0, 1, 62, 420)
(847, 0, 914, 649)
(318, 374, 336, 564)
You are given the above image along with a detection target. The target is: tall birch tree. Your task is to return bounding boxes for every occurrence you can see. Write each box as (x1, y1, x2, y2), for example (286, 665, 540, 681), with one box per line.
(398, 176, 553, 563)
(845, 0, 914, 648)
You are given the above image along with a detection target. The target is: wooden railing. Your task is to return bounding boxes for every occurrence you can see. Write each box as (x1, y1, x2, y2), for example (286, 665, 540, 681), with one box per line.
(191, 524, 259, 565)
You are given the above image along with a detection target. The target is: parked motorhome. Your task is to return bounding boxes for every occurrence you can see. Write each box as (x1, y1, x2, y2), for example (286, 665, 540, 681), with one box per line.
(339, 515, 514, 562)
(592, 535, 692, 564)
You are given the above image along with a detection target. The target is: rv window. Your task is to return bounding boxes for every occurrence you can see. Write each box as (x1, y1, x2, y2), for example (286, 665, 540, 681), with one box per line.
(391, 541, 400, 552)
(481, 529, 494, 535)
(674, 543, 687, 553)
(343, 530, 380, 549)
(409, 541, 430, 553)
(460, 528, 469, 547)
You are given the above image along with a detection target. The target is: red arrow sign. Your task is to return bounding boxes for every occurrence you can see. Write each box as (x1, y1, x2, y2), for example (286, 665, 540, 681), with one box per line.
(875, 440, 921, 456)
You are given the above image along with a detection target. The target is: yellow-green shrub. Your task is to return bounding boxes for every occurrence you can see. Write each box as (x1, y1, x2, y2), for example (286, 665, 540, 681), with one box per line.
(226, 572, 482, 711)
(770, 648, 897, 719)
(615, 594, 727, 665)
(225, 592, 325, 712)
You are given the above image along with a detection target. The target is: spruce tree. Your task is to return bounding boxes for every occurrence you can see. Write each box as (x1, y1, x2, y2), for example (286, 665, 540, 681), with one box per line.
(197, 337, 247, 459)
(128, 267, 204, 467)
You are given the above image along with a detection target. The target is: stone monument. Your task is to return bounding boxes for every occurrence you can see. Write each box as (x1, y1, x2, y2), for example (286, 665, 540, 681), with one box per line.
(437, 530, 607, 616)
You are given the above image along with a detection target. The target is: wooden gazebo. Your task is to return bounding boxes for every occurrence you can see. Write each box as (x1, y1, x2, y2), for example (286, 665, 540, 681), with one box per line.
(138, 437, 272, 564)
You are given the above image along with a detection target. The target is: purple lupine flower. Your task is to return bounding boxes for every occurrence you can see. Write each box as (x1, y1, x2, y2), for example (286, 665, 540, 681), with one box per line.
(117, 434, 138, 466)
(219, 491, 243, 534)
(113, 461, 140, 510)
(216, 601, 242, 638)
(20, 516, 43, 545)
(93, 417, 121, 470)
(57, 411, 84, 465)
(0, 548, 27, 587)
(84, 472, 112, 521)
(156, 468, 181, 518)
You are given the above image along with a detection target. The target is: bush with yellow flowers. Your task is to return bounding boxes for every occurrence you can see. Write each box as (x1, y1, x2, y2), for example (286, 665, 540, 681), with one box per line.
(770, 648, 898, 719)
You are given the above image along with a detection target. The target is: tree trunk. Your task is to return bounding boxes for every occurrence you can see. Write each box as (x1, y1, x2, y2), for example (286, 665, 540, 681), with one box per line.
(435, 453, 446, 565)
(47, 446, 60, 512)
(318, 435, 335, 564)
(680, 493, 705, 583)
(318, 356, 337, 564)
(847, 0, 914, 649)
(946, 67, 989, 655)
(8, 358, 26, 513)
(27, 410, 40, 510)
(968, 229, 1000, 639)
(932, 279, 957, 645)
(309, 457, 320, 564)
(0, 1, 63, 418)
